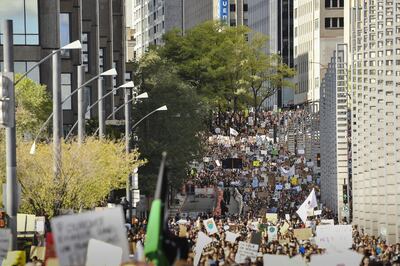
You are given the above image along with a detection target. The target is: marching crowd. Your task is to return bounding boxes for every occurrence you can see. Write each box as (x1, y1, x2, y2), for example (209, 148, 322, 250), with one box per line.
(121, 109, 400, 265)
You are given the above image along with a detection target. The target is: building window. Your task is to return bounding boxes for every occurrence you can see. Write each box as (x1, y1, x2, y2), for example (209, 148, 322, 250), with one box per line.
(61, 73, 72, 110)
(82, 33, 90, 72)
(230, 4, 235, 12)
(125, 72, 132, 82)
(0, 0, 39, 45)
(0, 61, 40, 82)
(60, 13, 71, 57)
(243, 4, 248, 12)
(99, 48, 105, 73)
(325, 17, 344, 29)
(325, 0, 343, 8)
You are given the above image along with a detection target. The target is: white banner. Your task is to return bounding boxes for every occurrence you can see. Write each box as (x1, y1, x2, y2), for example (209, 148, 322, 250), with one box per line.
(315, 225, 352, 251)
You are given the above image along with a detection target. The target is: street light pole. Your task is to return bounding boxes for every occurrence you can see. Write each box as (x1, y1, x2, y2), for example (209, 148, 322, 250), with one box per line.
(3, 19, 18, 250)
(52, 51, 62, 179)
(98, 77, 105, 139)
(125, 87, 132, 223)
(77, 65, 85, 145)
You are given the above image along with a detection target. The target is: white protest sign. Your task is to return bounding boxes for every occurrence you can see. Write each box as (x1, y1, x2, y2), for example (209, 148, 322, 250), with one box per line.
(267, 226, 278, 241)
(320, 219, 334, 225)
(194, 232, 212, 266)
(285, 214, 290, 221)
(309, 250, 363, 266)
(314, 210, 322, 216)
(225, 231, 239, 243)
(235, 241, 259, 263)
(0, 229, 10, 262)
(51, 207, 129, 266)
(315, 225, 352, 251)
(86, 239, 122, 266)
(263, 254, 306, 266)
(279, 222, 289, 235)
(203, 218, 218, 235)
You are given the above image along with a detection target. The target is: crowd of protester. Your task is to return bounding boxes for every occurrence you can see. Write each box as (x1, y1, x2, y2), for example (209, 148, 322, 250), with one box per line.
(125, 109, 400, 265)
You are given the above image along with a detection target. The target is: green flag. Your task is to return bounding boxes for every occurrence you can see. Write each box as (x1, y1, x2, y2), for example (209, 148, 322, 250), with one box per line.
(144, 152, 168, 266)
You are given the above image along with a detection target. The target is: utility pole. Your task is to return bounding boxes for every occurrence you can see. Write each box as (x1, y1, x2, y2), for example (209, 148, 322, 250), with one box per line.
(77, 65, 85, 145)
(2, 19, 18, 250)
(125, 88, 132, 223)
(52, 51, 62, 179)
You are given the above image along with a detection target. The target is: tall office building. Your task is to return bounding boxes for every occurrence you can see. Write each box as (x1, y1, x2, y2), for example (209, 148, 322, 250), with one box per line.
(131, 0, 183, 59)
(349, 0, 400, 243)
(320, 43, 350, 222)
(0, 0, 127, 134)
(247, 0, 294, 108)
(293, 0, 344, 106)
(183, 0, 248, 31)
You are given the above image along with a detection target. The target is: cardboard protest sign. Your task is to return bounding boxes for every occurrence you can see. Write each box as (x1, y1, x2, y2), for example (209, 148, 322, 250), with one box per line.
(267, 226, 278, 241)
(263, 254, 306, 266)
(203, 218, 218, 235)
(235, 241, 259, 263)
(2, 251, 26, 266)
(194, 232, 212, 266)
(85, 239, 123, 266)
(265, 213, 278, 224)
(225, 231, 239, 243)
(0, 229, 10, 262)
(17, 213, 36, 232)
(315, 225, 352, 251)
(293, 228, 312, 240)
(279, 222, 289, 235)
(51, 207, 129, 266)
(179, 225, 187, 238)
(30, 246, 46, 261)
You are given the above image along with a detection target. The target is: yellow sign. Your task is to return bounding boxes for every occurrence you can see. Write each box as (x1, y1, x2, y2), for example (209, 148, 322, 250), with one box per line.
(265, 213, 278, 224)
(293, 228, 313, 240)
(290, 177, 298, 186)
(2, 251, 26, 266)
(253, 160, 261, 167)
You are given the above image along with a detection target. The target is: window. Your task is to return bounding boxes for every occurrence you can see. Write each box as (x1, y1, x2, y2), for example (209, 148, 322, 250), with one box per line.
(125, 72, 132, 82)
(243, 4, 248, 12)
(61, 73, 72, 110)
(325, 0, 344, 8)
(325, 17, 344, 29)
(325, 18, 331, 28)
(0, 61, 40, 82)
(230, 4, 235, 12)
(0, 0, 39, 45)
(99, 48, 105, 73)
(82, 33, 89, 72)
(60, 13, 71, 57)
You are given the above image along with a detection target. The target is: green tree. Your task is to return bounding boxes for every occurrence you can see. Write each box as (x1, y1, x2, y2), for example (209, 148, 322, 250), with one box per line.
(133, 50, 206, 196)
(0, 137, 145, 217)
(14, 75, 52, 139)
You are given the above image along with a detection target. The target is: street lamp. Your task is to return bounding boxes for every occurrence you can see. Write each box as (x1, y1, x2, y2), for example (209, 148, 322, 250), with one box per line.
(14, 40, 82, 85)
(130, 105, 168, 131)
(29, 68, 117, 154)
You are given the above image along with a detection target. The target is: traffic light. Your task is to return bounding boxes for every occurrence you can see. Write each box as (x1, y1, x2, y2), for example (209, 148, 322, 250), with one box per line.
(0, 211, 7, 228)
(343, 184, 348, 204)
(0, 72, 14, 128)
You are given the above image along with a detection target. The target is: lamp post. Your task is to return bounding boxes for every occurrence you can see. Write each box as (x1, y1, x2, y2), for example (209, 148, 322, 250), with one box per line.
(30, 68, 117, 155)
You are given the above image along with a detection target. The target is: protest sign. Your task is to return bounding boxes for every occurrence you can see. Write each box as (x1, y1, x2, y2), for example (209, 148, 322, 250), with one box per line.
(307, 175, 312, 183)
(17, 213, 36, 232)
(309, 250, 363, 266)
(263, 254, 306, 266)
(284, 183, 291, 190)
(314, 210, 322, 216)
(194, 232, 212, 266)
(179, 225, 187, 237)
(30, 246, 46, 261)
(235, 241, 259, 263)
(293, 228, 312, 240)
(265, 213, 278, 224)
(203, 218, 218, 235)
(0, 229, 10, 262)
(260, 150, 268, 155)
(315, 225, 352, 251)
(225, 231, 239, 243)
(2, 251, 26, 266)
(253, 160, 261, 167)
(35, 216, 45, 234)
(285, 214, 290, 221)
(275, 184, 283, 191)
(298, 149, 305, 155)
(320, 219, 334, 225)
(86, 239, 123, 266)
(267, 226, 278, 241)
(51, 207, 129, 266)
(279, 222, 289, 235)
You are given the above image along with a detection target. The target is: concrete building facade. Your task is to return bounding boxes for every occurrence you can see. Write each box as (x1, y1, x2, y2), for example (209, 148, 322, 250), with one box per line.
(0, 0, 127, 135)
(293, 0, 344, 106)
(349, 0, 400, 244)
(320, 43, 350, 222)
(247, 0, 294, 108)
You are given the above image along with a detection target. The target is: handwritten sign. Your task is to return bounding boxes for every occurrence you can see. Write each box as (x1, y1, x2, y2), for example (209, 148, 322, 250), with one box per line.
(2, 251, 26, 266)
(86, 239, 123, 266)
(235, 241, 259, 263)
(263, 254, 306, 266)
(0, 229, 10, 262)
(51, 207, 129, 266)
(309, 250, 362, 266)
(315, 225, 352, 251)
(265, 213, 278, 224)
